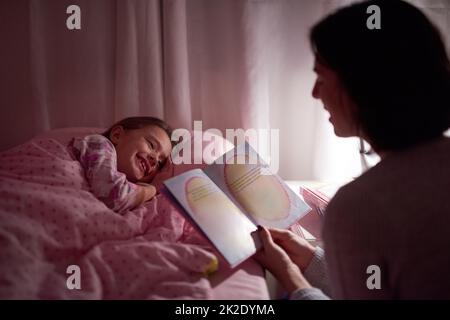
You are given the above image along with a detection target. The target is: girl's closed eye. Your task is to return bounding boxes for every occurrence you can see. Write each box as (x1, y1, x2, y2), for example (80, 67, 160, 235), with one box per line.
(146, 139, 155, 149)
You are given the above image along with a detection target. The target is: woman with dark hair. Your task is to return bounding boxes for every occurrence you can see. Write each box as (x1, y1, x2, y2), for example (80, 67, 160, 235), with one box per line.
(255, 0, 450, 299)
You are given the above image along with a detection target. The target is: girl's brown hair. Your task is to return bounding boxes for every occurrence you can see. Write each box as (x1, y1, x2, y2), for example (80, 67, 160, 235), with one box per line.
(102, 116, 175, 146)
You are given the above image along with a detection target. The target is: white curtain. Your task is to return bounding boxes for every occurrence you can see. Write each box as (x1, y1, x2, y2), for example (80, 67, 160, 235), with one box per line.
(1, 0, 449, 181)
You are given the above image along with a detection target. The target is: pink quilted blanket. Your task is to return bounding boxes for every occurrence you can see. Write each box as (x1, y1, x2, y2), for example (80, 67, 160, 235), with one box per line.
(0, 137, 221, 299)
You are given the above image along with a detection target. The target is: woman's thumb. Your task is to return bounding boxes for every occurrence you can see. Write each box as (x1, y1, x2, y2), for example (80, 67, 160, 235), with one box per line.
(258, 226, 274, 248)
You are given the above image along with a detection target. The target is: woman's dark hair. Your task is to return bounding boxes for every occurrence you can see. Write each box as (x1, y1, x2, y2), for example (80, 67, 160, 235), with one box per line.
(103, 116, 175, 146)
(310, 0, 450, 151)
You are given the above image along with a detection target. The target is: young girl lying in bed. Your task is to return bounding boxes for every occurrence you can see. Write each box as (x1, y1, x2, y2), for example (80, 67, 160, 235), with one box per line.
(70, 117, 174, 214)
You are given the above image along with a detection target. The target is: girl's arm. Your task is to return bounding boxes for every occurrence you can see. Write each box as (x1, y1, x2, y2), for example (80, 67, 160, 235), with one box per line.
(71, 134, 148, 214)
(132, 183, 157, 209)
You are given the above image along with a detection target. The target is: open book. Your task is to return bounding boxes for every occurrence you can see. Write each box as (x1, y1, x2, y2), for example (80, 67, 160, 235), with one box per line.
(164, 142, 311, 268)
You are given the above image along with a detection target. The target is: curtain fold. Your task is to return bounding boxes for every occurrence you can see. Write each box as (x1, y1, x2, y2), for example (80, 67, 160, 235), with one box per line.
(162, 0, 192, 129)
(115, 0, 165, 119)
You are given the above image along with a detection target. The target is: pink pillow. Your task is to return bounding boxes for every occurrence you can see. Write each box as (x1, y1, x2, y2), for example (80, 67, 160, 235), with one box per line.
(33, 127, 105, 146)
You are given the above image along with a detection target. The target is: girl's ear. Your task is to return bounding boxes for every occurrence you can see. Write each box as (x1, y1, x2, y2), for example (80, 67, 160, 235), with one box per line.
(110, 125, 125, 145)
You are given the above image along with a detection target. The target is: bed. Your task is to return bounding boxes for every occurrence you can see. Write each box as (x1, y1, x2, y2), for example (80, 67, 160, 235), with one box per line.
(0, 128, 269, 299)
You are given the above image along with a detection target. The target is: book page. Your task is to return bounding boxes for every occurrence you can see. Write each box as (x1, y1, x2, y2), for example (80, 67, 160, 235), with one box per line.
(164, 169, 260, 268)
(203, 142, 311, 229)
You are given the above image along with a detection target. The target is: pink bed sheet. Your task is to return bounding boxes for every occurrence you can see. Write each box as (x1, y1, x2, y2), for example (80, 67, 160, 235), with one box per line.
(0, 131, 268, 299)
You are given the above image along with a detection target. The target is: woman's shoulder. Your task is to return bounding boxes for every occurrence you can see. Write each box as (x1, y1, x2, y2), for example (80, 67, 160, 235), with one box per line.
(324, 179, 368, 220)
(324, 136, 450, 223)
(326, 165, 382, 210)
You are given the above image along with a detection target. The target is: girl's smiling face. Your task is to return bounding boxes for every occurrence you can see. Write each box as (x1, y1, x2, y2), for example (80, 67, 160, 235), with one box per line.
(110, 125, 172, 183)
